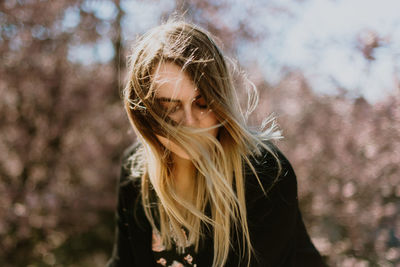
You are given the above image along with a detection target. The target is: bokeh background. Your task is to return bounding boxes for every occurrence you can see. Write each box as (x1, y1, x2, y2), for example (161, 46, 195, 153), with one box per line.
(1, 0, 399, 266)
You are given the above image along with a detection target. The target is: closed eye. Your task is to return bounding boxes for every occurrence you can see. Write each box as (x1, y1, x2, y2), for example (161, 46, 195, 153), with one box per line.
(160, 103, 181, 114)
(155, 94, 209, 114)
(194, 96, 207, 109)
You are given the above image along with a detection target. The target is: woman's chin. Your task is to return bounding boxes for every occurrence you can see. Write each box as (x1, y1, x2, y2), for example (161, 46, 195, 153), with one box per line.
(156, 135, 191, 160)
(171, 151, 191, 160)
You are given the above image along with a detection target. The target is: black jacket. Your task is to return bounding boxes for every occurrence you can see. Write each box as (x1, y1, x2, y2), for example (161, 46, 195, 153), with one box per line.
(107, 140, 326, 267)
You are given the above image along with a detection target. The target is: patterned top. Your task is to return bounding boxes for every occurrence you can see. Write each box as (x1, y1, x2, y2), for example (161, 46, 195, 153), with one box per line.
(152, 228, 198, 267)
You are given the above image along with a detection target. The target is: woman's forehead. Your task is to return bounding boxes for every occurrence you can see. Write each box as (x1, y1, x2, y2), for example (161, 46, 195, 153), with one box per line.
(153, 62, 187, 83)
(153, 62, 198, 99)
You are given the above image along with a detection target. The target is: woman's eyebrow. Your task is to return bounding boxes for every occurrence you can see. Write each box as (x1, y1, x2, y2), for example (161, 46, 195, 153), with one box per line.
(155, 95, 201, 102)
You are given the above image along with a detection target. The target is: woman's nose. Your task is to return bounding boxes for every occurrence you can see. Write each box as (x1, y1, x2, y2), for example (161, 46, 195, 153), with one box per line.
(181, 107, 197, 126)
(182, 112, 196, 126)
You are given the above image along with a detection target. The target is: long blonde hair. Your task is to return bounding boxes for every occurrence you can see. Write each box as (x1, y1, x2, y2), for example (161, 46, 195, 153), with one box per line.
(123, 18, 282, 267)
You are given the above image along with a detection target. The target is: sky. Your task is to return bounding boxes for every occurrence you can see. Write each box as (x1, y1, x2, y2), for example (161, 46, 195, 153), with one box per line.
(64, 0, 400, 104)
(234, 0, 400, 103)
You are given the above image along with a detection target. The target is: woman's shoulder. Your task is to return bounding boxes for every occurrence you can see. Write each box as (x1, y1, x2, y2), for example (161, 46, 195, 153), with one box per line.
(246, 139, 294, 175)
(245, 139, 297, 200)
(119, 139, 145, 188)
(116, 140, 151, 228)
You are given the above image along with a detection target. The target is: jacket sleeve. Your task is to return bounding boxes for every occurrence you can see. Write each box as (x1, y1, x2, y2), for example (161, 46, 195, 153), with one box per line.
(246, 142, 326, 267)
(106, 143, 142, 267)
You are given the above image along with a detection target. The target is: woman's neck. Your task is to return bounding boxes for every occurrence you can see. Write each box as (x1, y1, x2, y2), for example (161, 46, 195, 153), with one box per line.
(171, 154, 196, 203)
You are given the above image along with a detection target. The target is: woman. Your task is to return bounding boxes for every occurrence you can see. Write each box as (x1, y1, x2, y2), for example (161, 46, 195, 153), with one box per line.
(107, 19, 326, 267)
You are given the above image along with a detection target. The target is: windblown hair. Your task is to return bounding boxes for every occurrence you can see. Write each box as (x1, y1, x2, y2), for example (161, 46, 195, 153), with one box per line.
(123, 18, 282, 267)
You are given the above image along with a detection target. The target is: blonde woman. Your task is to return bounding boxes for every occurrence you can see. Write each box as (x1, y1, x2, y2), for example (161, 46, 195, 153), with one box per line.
(107, 20, 325, 267)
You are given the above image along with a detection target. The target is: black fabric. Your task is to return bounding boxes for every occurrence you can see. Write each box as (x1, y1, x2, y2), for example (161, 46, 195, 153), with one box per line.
(106, 140, 327, 267)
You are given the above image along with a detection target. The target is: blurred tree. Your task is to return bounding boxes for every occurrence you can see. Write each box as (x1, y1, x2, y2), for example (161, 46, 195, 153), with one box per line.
(251, 70, 400, 266)
(0, 0, 130, 265)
